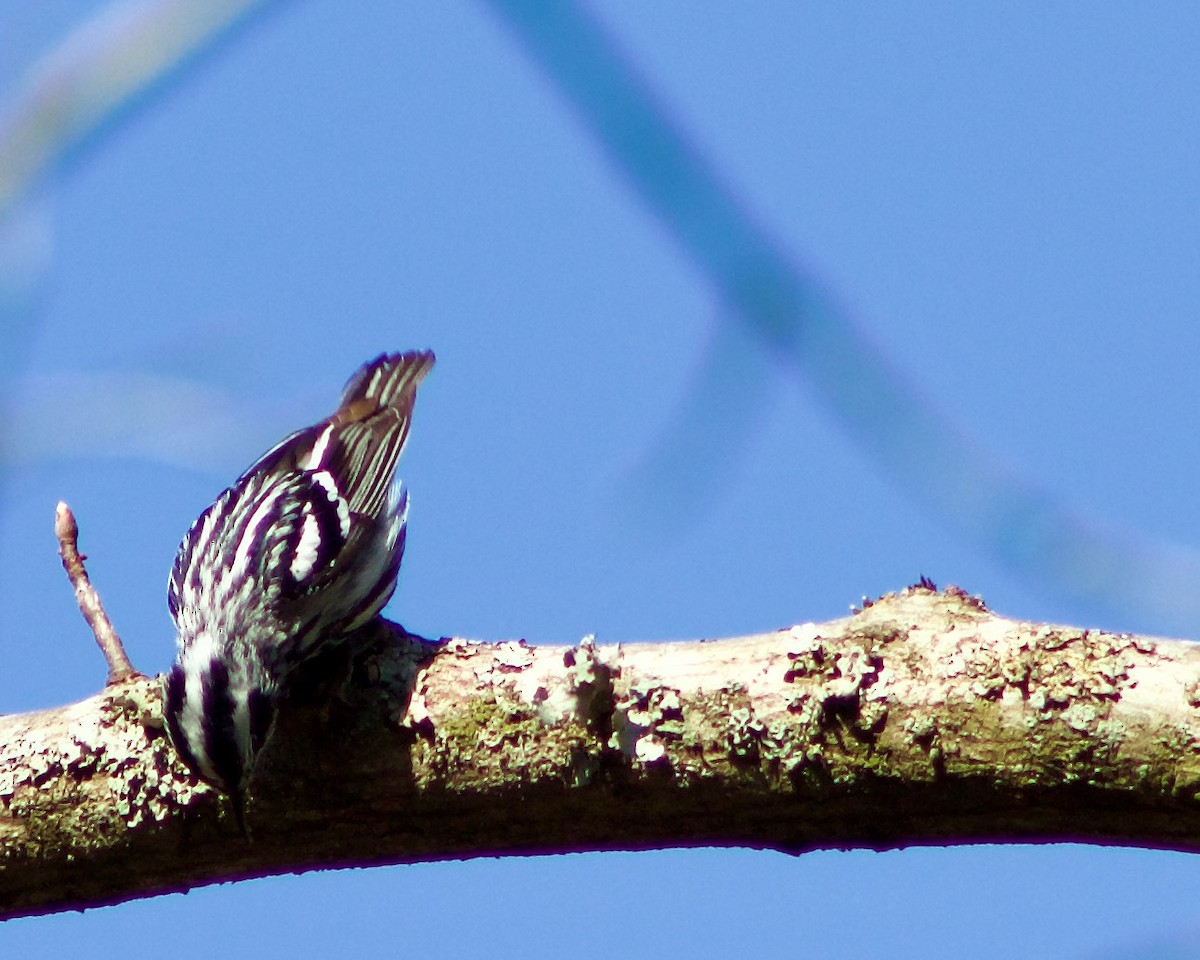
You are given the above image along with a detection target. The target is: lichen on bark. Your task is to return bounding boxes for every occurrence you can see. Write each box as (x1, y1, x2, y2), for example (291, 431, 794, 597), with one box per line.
(4, 584, 1200, 919)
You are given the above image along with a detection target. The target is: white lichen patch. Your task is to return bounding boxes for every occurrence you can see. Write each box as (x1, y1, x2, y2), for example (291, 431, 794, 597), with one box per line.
(778, 623, 822, 663)
(633, 735, 667, 765)
(0, 679, 209, 846)
(611, 680, 686, 765)
(493, 641, 534, 672)
(726, 705, 768, 760)
(400, 676, 434, 731)
(520, 634, 620, 728)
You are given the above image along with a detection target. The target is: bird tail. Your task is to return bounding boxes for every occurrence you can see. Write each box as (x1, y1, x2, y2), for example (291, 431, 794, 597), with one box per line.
(326, 351, 435, 518)
(338, 351, 436, 415)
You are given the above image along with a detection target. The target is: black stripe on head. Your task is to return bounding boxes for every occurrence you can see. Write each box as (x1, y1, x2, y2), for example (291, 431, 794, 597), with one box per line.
(201, 660, 244, 795)
(164, 665, 204, 777)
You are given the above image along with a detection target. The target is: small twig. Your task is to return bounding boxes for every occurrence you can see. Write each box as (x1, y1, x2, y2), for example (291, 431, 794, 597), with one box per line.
(55, 501, 141, 685)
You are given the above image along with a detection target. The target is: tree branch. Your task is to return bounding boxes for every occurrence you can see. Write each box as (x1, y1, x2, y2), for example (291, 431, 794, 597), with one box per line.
(54, 501, 140, 685)
(3, 585, 1200, 920)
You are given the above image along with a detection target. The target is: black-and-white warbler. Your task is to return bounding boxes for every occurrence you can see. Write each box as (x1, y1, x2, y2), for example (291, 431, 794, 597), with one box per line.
(164, 351, 434, 808)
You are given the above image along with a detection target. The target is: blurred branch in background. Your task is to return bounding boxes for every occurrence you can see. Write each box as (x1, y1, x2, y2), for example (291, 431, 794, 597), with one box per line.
(1, 1, 1198, 633)
(491, 0, 1200, 635)
(0, 0, 270, 220)
(0, 201, 52, 381)
(0, 0, 273, 384)
(624, 313, 776, 531)
(0, 371, 275, 474)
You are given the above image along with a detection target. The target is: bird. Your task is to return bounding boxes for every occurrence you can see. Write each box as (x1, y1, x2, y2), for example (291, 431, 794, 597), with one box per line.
(162, 350, 434, 820)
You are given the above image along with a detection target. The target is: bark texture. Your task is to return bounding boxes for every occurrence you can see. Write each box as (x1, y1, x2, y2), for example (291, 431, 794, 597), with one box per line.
(3, 585, 1200, 919)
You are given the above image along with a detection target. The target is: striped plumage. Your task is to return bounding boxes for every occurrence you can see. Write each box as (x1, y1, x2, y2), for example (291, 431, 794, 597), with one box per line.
(164, 351, 434, 805)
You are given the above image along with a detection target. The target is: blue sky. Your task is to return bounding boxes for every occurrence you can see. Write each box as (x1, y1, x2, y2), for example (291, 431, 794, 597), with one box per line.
(3, 3, 1200, 957)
